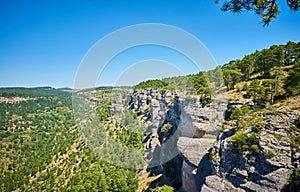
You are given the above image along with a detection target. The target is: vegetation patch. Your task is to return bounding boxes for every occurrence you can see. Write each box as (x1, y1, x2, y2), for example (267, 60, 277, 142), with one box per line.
(231, 132, 260, 155)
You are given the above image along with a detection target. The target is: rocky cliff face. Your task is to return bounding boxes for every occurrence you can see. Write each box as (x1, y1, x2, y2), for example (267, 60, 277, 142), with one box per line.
(125, 89, 226, 190)
(125, 90, 299, 192)
(177, 99, 226, 192)
(199, 105, 300, 192)
(127, 89, 182, 169)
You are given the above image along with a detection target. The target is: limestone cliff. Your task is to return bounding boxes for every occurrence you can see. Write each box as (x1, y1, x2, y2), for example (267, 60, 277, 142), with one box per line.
(196, 102, 300, 192)
(125, 89, 299, 192)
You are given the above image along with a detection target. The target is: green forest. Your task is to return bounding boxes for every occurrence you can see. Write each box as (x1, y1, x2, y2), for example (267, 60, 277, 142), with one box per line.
(0, 90, 139, 191)
(135, 41, 300, 104)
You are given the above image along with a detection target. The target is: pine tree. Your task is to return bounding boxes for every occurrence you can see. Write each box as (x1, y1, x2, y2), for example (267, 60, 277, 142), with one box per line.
(285, 60, 300, 96)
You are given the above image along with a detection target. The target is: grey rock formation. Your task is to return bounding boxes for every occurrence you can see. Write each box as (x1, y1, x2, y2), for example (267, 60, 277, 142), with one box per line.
(198, 109, 298, 192)
(121, 89, 298, 192)
(177, 99, 226, 192)
(111, 94, 124, 117)
(201, 175, 244, 192)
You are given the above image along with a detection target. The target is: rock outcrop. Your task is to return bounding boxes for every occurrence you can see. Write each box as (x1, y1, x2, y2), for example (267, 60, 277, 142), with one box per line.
(123, 90, 299, 192)
(198, 109, 299, 192)
(126, 89, 182, 169)
(177, 99, 226, 192)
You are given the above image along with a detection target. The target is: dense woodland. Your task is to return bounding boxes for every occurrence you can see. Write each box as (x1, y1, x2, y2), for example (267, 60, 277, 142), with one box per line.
(0, 41, 300, 191)
(135, 41, 300, 104)
(0, 89, 139, 191)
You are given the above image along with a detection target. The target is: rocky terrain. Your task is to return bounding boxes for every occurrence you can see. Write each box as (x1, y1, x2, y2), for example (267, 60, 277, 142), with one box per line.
(198, 99, 299, 192)
(115, 88, 300, 192)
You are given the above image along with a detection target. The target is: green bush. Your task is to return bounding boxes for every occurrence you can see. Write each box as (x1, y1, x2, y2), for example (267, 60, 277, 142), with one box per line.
(152, 185, 174, 192)
(231, 132, 260, 155)
(264, 150, 275, 159)
(161, 123, 172, 135)
(231, 132, 248, 154)
(273, 134, 282, 141)
(251, 144, 260, 154)
(230, 108, 244, 120)
(217, 125, 226, 132)
(230, 105, 251, 130)
(161, 123, 173, 141)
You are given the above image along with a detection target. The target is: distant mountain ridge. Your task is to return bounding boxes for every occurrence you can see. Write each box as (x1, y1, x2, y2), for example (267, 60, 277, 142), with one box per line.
(0, 86, 72, 97)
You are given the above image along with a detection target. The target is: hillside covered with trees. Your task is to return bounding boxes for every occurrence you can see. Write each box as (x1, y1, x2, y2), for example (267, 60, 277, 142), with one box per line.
(135, 41, 300, 104)
(0, 88, 139, 191)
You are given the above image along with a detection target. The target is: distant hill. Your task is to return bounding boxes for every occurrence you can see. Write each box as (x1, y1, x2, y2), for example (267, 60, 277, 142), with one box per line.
(57, 87, 73, 91)
(0, 87, 71, 97)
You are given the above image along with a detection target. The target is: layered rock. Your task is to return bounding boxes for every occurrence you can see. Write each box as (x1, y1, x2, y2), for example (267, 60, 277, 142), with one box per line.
(199, 109, 299, 192)
(128, 89, 181, 169)
(177, 99, 226, 192)
(122, 89, 298, 192)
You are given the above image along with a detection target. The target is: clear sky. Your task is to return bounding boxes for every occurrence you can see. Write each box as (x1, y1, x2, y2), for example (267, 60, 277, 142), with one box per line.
(1, 0, 299, 88)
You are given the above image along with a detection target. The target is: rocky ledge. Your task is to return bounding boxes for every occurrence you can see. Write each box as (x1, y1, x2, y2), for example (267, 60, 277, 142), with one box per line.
(115, 89, 299, 192)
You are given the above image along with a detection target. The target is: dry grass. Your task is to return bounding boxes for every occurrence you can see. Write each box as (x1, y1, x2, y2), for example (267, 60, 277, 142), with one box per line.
(272, 96, 300, 114)
(222, 88, 251, 102)
(136, 169, 162, 192)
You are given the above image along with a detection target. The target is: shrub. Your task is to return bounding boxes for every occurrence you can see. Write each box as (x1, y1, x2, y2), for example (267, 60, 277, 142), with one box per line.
(251, 144, 260, 154)
(231, 132, 260, 155)
(248, 133, 259, 145)
(218, 125, 226, 132)
(264, 150, 275, 159)
(249, 116, 264, 130)
(152, 185, 174, 192)
(161, 123, 173, 141)
(230, 105, 251, 130)
(273, 134, 282, 141)
(231, 132, 248, 154)
(230, 108, 244, 120)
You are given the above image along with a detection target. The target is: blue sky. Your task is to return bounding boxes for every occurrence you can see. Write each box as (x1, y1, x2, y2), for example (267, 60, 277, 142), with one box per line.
(0, 0, 299, 88)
